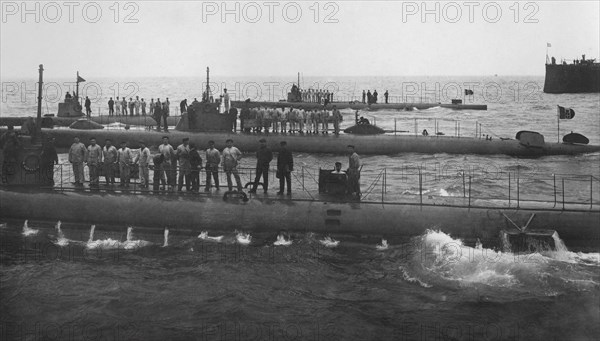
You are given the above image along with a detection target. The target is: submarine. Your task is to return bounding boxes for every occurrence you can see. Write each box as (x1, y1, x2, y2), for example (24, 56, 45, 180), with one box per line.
(1, 65, 598, 253)
(3, 67, 599, 157)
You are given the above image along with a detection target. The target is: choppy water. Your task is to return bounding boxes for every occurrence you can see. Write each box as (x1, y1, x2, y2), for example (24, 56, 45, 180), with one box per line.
(1, 221, 599, 340)
(1, 76, 599, 340)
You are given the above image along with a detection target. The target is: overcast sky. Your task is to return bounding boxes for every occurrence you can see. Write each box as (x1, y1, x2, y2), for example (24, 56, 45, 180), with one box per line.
(1, 1, 599, 78)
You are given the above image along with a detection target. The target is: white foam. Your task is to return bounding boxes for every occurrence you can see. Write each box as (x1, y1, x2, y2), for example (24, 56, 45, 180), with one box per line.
(236, 232, 252, 245)
(376, 239, 388, 250)
(198, 231, 224, 242)
(274, 234, 292, 246)
(21, 220, 38, 236)
(399, 266, 432, 288)
(162, 228, 169, 247)
(320, 236, 339, 248)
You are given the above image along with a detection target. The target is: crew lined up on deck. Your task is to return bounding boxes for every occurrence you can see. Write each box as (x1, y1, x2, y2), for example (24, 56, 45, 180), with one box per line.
(299, 89, 334, 104)
(65, 137, 361, 197)
(239, 106, 343, 135)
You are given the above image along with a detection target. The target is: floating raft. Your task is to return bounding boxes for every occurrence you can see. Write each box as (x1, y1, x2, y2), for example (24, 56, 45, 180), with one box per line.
(231, 100, 488, 111)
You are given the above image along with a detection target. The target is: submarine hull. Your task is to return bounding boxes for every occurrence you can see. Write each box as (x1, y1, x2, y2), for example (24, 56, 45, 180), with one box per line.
(231, 101, 488, 111)
(34, 128, 600, 156)
(1, 188, 598, 250)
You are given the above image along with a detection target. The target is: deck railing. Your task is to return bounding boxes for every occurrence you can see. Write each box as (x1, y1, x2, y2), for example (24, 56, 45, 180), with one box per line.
(1, 163, 586, 210)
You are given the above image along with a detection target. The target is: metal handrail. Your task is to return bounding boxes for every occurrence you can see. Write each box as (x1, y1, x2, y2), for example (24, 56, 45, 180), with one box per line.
(3, 163, 598, 210)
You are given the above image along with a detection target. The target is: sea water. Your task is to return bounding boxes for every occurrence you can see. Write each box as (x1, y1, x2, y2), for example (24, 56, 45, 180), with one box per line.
(1, 76, 599, 340)
(0, 222, 598, 340)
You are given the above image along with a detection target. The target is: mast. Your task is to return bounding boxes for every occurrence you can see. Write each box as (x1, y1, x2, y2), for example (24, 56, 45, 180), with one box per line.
(298, 72, 300, 89)
(35, 64, 43, 143)
(76, 71, 80, 99)
(206, 67, 211, 102)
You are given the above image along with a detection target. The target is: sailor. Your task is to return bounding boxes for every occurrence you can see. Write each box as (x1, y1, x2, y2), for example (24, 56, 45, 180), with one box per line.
(117, 141, 132, 187)
(285, 108, 293, 133)
(180, 99, 188, 114)
(128, 98, 135, 117)
(328, 162, 347, 194)
(276, 141, 293, 195)
(332, 105, 342, 136)
(85, 96, 92, 117)
(311, 109, 319, 134)
(86, 137, 102, 188)
(241, 101, 251, 133)
(222, 139, 243, 192)
(223, 89, 230, 113)
(346, 145, 361, 198)
(362, 90, 366, 104)
(384, 90, 389, 104)
(314, 110, 321, 134)
(285, 108, 292, 133)
(266, 108, 274, 132)
(102, 139, 118, 185)
(151, 153, 166, 191)
(135, 140, 151, 189)
(115, 98, 121, 116)
(257, 107, 266, 133)
(218, 95, 225, 114)
(189, 143, 203, 192)
(331, 162, 346, 174)
(149, 99, 154, 117)
(65, 92, 72, 100)
(367, 90, 372, 104)
(0, 126, 20, 175)
(159, 136, 176, 191)
(155, 98, 162, 131)
(321, 109, 330, 134)
(162, 100, 169, 132)
(192, 98, 199, 105)
(373, 90, 378, 104)
(229, 107, 238, 132)
(205, 140, 221, 192)
(121, 97, 128, 115)
(176, 138, 191, 192)
(135, 96, 141, 116)
(40, 137, 58, 186)
(68, 136, 87, 187)
(20, 117, 35, 136)
(108, 97, 115, 116)
(298, 108, 306, 134)
(249, 138, 273, 194)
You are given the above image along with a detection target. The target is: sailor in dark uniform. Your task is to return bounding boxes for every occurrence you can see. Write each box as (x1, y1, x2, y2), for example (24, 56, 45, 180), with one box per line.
(85, 96, 92, 117)
(276, 141, 293, 195)
(249, 138, 273, 194)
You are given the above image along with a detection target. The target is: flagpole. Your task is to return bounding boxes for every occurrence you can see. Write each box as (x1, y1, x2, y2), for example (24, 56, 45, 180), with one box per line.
(557, 105, 560, 143)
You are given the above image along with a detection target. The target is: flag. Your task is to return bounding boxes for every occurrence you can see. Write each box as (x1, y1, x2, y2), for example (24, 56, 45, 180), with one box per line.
(547, 43, 551, 47)
(77, 75, 86, 82)
(557, 105, 575, 119)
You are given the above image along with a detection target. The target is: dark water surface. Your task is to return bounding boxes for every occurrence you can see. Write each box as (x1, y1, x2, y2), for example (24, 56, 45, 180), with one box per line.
(1, 222, 599, 341)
